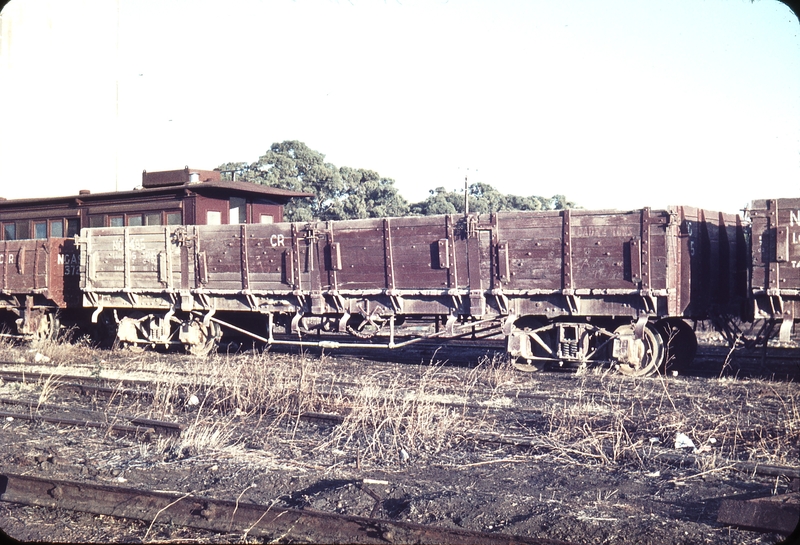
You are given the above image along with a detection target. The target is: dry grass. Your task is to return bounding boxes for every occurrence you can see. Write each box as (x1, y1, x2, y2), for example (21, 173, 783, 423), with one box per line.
(317, 362, 478, 462)
(465, 353, 518, 392)
(535, 372, 800, 469)
(2, 334, 797, 472)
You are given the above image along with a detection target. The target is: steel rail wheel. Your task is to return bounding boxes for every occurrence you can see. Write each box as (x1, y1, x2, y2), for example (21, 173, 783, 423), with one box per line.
(181, 319, 222, 356)
(613, 322, 665, 377)
(510, 319, 554, 373)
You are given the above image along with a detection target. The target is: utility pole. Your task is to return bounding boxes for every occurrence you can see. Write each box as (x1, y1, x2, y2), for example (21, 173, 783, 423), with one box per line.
(464, 175, 469, 217)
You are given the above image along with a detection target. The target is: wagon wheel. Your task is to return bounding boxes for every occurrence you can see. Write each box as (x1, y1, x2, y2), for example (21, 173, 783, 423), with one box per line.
(89, 312, 117, 348)
(183, 320, 222, 356)
(32, 312, 60, 342)
(511, 320, 553, 373)
(113, 314, 147, 353)
(613, 323, 665, 377)
(657, 319, 697, 372)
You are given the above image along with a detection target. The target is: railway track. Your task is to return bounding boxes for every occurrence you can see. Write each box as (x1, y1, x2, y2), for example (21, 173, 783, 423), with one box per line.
(2, 379, 795, 483)
(0, 342, 796, 544)
(0, 472, 572, 545)
(0, 396, 183, 437)
(4, 365, 793, 480)
(1, 346, 796, 438)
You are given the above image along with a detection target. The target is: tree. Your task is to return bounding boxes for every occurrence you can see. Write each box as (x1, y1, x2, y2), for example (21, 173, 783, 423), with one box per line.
(339, 167, 409, 219)
(410, 182, 575, 216)
(410, 187, 462, 215)
(219, 141, 575, 220)
(258, 141, 345, 222)
(219, 141, 408, 222)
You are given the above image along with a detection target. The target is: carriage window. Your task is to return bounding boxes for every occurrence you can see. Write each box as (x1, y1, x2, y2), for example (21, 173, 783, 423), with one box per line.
(66, 218, 80, 237)
(145, 213, 162, 226)
(260, 214, 274, 224)
(207, 210, 221, 225)
(89, 215, 104, 228)
(127, 215, 143, 226)
(229, 197, 246, 224)
(50, 220, 63, 238)
(15, 221, 29, 239)
(110, 216, 124, 227)
(34, 222, 47, 239)
(3, 223, 14, 241)
(167, 212, 182, 225)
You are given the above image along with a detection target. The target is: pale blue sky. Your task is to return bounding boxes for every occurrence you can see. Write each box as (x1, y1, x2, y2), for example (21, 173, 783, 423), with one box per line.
(0, 0, 798, 213)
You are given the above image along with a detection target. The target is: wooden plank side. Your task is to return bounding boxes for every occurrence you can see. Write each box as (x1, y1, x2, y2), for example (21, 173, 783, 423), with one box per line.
(332, 228, 391, 290)
(568, 238, 631, 290)
(86, 227, 190, 292)
(749, 202, 771, 291)
(1, 240, 47, 292)
(568, 211, 651, 291)
(123, 228, 174, 276)
(776, 198, 800, 291)
(84, 232, 124, 290)
(388, 217, 450, 289)
(48, 238, 77, 307)
(243, 223, 294, 280)
(496, 209, 679, 292)
(198, 225, 247, 290)
(246, 274, 290, 291)
(495, 212, 563, 290)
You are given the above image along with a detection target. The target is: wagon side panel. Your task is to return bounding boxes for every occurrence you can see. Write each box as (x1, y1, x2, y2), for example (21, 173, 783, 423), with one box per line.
(242, 224, 297, 291)
(749, 198, 800, 337)
(495, 210, 563, 291)
(321, 218, 390, 291)
(497, 209, 673, 293)
(47, 238, 81, 308)
(81, 226, 186, 299)
(198, 224, 296, 292)
(0, 239, 55, 301)
(679, 207, 746, 318)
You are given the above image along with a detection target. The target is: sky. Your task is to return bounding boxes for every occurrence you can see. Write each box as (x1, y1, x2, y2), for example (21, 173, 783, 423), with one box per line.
(0, 0, 798, 214)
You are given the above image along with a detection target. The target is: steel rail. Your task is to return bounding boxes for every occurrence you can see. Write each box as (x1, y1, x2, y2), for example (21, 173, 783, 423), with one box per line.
(0, 397, 183, 435)
(0, 409, 156, 438)
(0, 472, 573, 545)
(0, 370, 155, 400)
(475, 431, 800, 478)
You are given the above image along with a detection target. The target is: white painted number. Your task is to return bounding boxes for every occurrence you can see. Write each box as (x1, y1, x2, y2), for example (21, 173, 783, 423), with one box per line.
(58, 253, 80, 275)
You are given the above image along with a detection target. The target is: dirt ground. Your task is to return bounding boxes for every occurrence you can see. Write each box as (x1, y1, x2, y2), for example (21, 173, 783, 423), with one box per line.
(0, 339, 797, 544)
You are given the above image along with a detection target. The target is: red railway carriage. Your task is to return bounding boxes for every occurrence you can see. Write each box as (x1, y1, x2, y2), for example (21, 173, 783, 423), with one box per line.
(79, 204, 749, 374)
(0, 168, 309, 338)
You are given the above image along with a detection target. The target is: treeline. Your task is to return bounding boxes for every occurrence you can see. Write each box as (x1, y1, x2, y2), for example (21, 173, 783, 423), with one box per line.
(218, 141, 575, 222)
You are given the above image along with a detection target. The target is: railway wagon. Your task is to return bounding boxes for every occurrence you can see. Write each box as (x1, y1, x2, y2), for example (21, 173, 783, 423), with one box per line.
(78, 205, 745, 374)
(0, 237, 78, 339)
(749, 197, 800, 343)
(0, 167, 310, 339)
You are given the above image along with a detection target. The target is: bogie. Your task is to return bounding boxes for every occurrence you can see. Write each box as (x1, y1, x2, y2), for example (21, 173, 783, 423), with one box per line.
(108, 311, 221, 356)
(507, 317, 690, 376)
